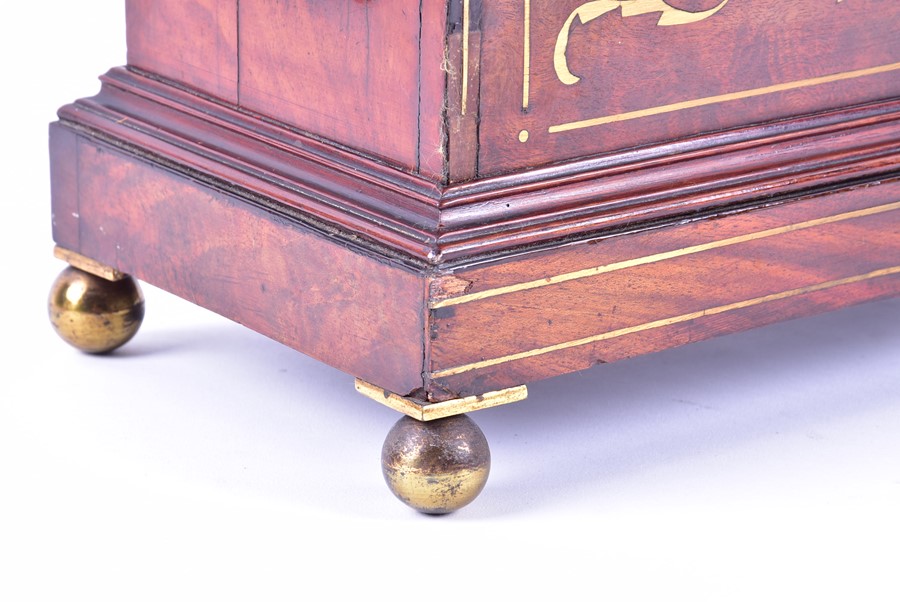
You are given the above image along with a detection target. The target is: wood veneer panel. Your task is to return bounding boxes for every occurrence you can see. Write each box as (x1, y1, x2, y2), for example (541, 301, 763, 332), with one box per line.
(71, 68, 443, 260)
(432, 180, 900, 297)
(237, 0, 422, 170)
(55, 134, 427, 397)
(126, 0, 238, 103)
(477, 0, 900, 175)
(431, 272, 900, 397)
(49, 125, 80, 252)
(427, 181, 900, 397)
(432, 210, 900, 366)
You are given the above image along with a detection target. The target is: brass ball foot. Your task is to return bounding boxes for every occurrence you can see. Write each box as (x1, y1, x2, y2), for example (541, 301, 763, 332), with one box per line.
(48, 266, 145, 354)
(381, 414, 491, 515)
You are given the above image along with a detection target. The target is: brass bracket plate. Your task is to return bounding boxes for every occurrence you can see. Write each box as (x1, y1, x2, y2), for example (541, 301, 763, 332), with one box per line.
(355, 379, 528, 421)
(54, 246, 125, 282)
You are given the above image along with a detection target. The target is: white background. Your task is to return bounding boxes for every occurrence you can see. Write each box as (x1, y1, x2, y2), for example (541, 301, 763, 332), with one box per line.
(2, 3, 899, 600)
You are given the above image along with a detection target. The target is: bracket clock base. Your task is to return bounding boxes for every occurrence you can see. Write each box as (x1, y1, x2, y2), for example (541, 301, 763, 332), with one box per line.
(47, 0, 900, 513)
(47, 94, 900, 512)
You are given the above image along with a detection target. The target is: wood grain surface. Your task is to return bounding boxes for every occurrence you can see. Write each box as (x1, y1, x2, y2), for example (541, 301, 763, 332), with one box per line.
(426, 181, 900, 397)
(478, 0, 900, 175)
(49, 0, 900, 401)
(418, 1, 452, 180)
(60, 68, 900, 264)
(237, 0, 422, 171)
(50, 125, 427, 397)
(126, 0, 238, 103)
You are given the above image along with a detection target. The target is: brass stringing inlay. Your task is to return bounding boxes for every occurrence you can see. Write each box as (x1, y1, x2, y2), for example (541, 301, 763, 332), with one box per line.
(431, 266, 900, 378)
(430, 202, 900, 377)
(549, 62, 900, 134)
(432, 201, 900, 309)
(523, 0, 532, 110)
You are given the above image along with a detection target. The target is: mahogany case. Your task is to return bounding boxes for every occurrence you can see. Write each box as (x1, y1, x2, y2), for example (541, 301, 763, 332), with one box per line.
(51, 0, 900, 401)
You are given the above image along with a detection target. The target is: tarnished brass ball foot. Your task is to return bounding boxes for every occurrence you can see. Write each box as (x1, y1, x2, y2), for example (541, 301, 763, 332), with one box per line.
(48, 266, 145, 354)
(381, 414, 491, 514)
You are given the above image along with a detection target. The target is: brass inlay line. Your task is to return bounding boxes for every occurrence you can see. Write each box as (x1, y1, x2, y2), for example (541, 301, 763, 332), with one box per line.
(54, 246, 125, 282)
(355, 379, 528, 420)
(431, 266, 900, 378)
(549, 61, 900, 134)
(462, 0, 471, 116)
(523, 0, 531, 110)
(431, 201, 900, 309)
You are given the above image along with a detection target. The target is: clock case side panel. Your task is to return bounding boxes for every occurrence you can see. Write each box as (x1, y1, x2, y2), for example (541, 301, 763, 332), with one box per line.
(49, 121, 430, 399)
(126, 0, 454, 180)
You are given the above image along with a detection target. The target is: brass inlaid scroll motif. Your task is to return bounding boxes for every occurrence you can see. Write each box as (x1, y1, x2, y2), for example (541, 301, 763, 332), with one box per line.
(530, 0, 900, 137)
(554, 0, 731, 86)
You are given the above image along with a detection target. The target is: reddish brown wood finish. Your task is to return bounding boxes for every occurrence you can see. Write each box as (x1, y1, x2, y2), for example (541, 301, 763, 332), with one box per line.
(238, 0, 422, 171)
(479, 0, 900, 175)
(426, 182, 900, 397)
(418, 1, 452, 180)
(127, 0, 239, 104)
(60, 68, 900, 263)
(50, 125, 427, 398)
(50, 0, 900, 403)
(125, 0, 448, 174)
(49, 124, 80, 252)
(122, 0, 900, 183)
